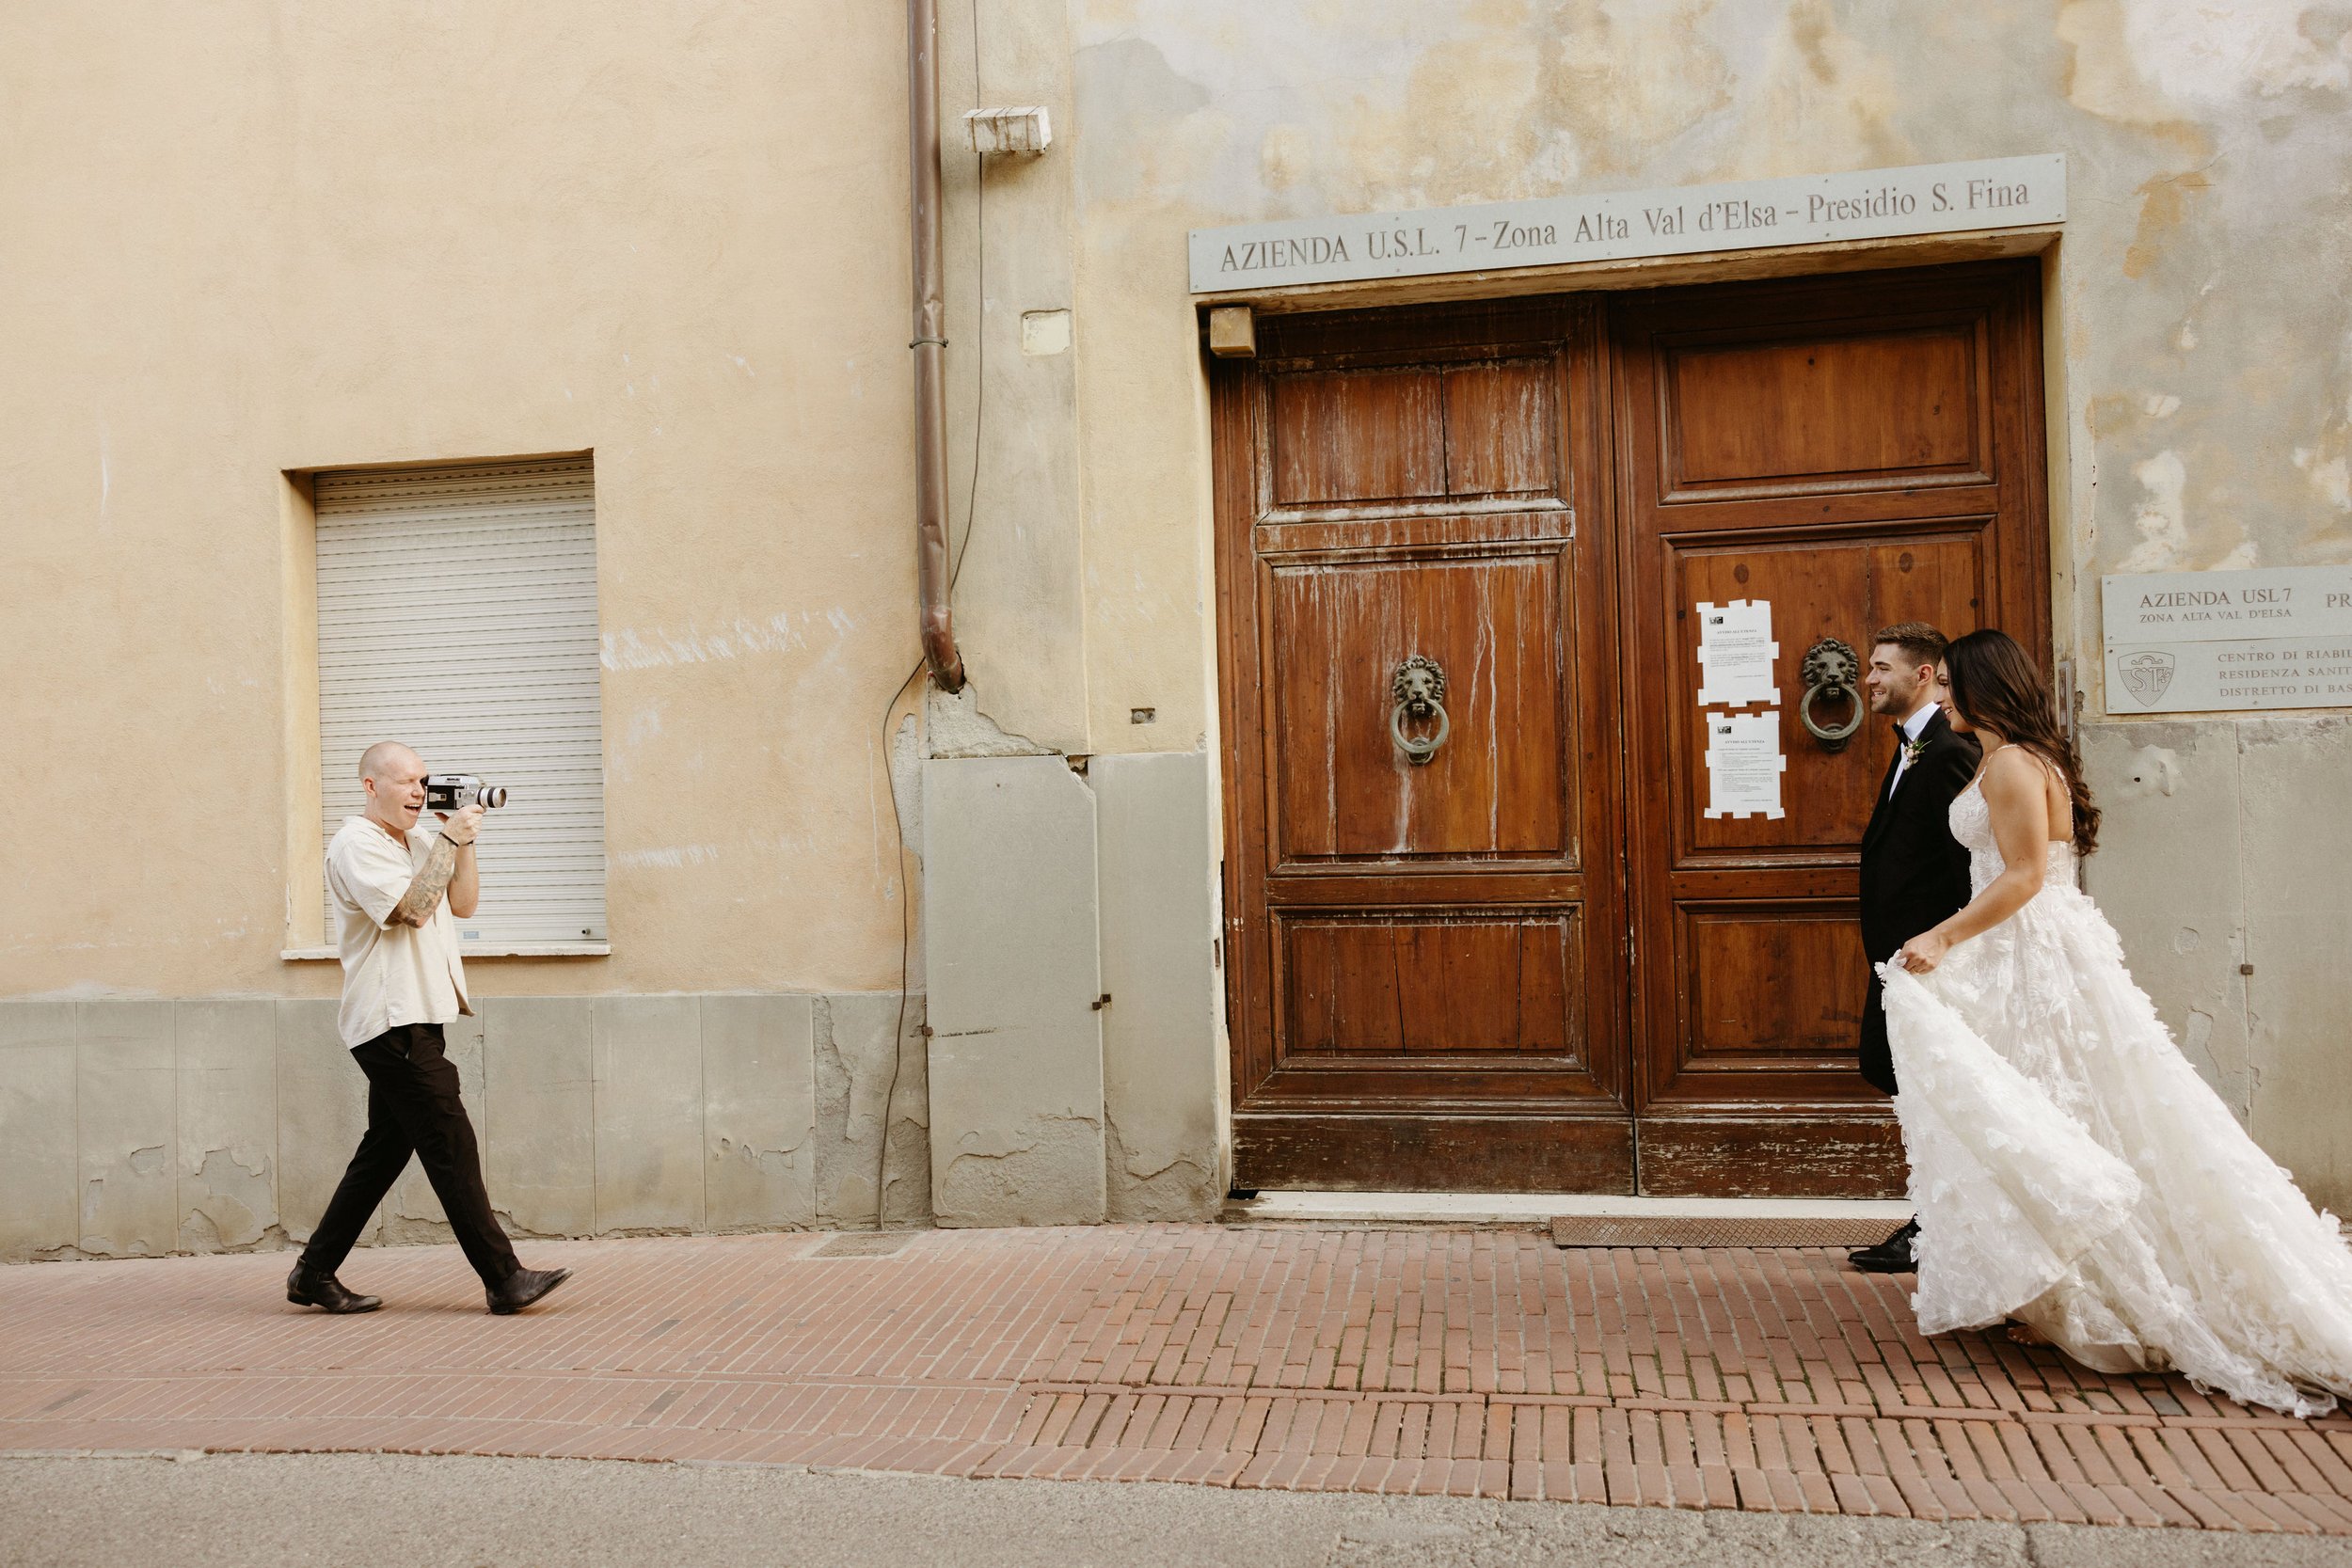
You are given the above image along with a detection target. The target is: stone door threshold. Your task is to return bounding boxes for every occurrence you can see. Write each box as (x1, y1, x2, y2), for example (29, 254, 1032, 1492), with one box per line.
(1223, 1191, 1915, 1227)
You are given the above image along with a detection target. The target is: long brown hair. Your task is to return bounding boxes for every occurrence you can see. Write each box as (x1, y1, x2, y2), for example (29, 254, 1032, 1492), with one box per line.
(1943, 629, 2101, 855)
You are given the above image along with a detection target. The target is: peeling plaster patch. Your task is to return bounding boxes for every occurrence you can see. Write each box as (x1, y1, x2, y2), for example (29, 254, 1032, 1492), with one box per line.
(600, 610, 851, 671)
(2145, 393, 2182, 418)
(2295, 449, 2352, 511)
(126, 1145, 167, 1176)
(2183, 1006, 2223, 1087)
(1750, 0, 1910, 170)
(2178, 322, 2199, 351)
(2118, 451, 2188, 571)
(936, 1116, 1104, 1227)
(1105, 1112, 1217, 1222)
(2120, 743, 2182, 797)
(2212, 539, 2260, 569)
(924, 684, 1056, 758)
(712, 1135, 805, 1174)
(615, 845, 721, 870)
(2121, 0, 2352, 103)
(2125, 166, 2211, 280)
(813, 995, 930, 1230)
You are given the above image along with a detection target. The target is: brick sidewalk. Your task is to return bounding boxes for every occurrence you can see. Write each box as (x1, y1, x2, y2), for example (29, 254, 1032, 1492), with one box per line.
(5, 1226, 2351, 1534)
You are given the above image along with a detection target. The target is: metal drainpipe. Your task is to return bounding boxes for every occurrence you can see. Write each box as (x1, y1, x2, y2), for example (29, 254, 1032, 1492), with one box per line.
(908, 0, 967, 692)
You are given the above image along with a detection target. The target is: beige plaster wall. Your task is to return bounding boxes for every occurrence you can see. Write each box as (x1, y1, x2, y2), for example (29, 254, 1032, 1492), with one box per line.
(1, 2, 925, 1001)
(7, 0, 2350, 1209)
(1041, 1, 2352, 1194)
(1062, 1, 2352, 730)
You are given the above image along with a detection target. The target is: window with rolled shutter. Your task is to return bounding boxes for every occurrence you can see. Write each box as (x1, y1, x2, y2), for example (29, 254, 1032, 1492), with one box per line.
(315, 456, 608, 950)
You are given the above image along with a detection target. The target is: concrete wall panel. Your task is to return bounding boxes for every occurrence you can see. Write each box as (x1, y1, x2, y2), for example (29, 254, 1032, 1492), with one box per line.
(2240, 717, 2352, 1212)
(73, 1000, 178, 1257)
(817, 992, 931, 1229)
(2082, 721, 2252, 1115)
(924, 756, 1106, 1227)
(272, 1000, 372, 1247)
(483, 998, 596, 1237)
(173, 999, 278, 1251)
(592, 996, 706, 1233)
(0, 1001, 78, 1259)
(1093, 752, 1223, 1221)
(702, 993, 817, 1232)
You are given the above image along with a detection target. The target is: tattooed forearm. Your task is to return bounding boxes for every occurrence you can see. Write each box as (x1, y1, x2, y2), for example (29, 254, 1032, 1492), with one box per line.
(390, 837, 464, 927)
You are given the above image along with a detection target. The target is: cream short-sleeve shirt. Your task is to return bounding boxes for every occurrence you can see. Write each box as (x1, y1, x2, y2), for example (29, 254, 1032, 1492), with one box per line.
(326, 816, 472, 1050)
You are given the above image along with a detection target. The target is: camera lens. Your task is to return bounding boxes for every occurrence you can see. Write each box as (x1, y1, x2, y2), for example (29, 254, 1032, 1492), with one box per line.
(483, 785, 508, 808)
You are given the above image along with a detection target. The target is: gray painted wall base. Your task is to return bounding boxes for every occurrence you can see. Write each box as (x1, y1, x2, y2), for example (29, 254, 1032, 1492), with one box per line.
(922, 755, 1109, 1227)
(918, 750, 1230, 1228)
(0, 993, 928, 1263)
(1093, 752, 1227, 1220)
(2085, 713, 2352, 1212)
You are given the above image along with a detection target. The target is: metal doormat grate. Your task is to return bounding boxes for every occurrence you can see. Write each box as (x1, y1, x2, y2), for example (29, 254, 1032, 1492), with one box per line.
(809, 1232, 920, 1259)
(1549, 1215, 1895, 1249)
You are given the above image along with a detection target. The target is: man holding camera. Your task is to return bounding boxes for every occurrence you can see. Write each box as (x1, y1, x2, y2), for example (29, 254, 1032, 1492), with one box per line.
(285, 741, 571, 1316)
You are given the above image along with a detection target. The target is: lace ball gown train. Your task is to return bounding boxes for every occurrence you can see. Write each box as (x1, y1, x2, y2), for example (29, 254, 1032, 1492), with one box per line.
(1879, 777, 2352, 1418)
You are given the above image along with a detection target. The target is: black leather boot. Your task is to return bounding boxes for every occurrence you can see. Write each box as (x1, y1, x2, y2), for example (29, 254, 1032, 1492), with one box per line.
(1848, 1218, 1919, 1274)
(485, 1266, 573, 1315)
(286, 1264, 382, 1313)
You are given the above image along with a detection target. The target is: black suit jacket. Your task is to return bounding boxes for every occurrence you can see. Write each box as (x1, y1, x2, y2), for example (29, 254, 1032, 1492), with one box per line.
(1856, 706, 1979, 1095)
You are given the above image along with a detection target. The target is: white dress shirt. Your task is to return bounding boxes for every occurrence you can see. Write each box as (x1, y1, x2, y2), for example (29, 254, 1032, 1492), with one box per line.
(1886, 701, 1941, 800)
(326, 816, 472, 1050)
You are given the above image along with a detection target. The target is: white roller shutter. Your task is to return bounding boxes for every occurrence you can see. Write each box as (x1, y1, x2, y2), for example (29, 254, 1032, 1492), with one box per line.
(316, 456, 608, 950)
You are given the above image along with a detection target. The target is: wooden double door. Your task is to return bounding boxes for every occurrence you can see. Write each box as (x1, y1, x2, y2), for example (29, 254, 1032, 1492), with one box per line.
(1213, 261, 2049, 1195)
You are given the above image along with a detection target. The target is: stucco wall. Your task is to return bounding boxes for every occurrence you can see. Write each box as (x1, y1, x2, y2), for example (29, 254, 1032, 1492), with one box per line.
(1041, 0, 2352, 1197)
(6, 1, 2349, 1227)
(1, 3, 926, 1002)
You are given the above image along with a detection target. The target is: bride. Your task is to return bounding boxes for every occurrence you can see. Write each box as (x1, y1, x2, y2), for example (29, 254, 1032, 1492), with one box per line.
(1882, 629, 2352, 1417)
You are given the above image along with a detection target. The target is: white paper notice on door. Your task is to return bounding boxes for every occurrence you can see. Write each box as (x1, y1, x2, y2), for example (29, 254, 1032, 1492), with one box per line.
(1704, 710, 1787, 819)
(1695, 599, 1779, 707)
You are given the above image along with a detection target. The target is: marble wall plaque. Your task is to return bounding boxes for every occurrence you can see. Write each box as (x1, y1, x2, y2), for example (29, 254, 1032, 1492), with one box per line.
(2102, 567, 2352, 715)
(1190, 155, 2064, 293)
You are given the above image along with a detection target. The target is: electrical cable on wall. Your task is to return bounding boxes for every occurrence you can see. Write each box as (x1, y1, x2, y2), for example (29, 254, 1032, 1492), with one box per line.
(873, 0, 988, 1227)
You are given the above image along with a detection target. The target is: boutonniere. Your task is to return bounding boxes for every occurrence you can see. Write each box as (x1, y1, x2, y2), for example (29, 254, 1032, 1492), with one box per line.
(1900, 736, 1930, 767)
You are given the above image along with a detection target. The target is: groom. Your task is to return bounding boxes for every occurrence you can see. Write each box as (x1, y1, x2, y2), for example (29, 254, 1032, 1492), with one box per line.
(1848, 623, 1979, 1275)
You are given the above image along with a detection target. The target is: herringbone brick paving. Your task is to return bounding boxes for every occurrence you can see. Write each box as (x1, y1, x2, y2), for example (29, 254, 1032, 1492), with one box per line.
(6, 1225, 2351, 1532)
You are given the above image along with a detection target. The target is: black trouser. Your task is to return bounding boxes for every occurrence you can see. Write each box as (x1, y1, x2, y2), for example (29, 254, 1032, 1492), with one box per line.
(299, 1022, 518, 1286)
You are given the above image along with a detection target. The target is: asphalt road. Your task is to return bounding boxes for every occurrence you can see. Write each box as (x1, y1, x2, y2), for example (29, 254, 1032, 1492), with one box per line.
(4, 1452, 2348, 1567)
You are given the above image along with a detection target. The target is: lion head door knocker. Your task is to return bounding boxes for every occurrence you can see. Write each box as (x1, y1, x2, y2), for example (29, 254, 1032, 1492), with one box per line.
(1390, 655, 1451, 766)
(1798, 637, 1865, 752)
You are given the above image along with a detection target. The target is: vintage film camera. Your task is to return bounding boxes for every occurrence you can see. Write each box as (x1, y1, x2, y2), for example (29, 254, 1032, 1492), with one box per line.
(424, 775, 509, 811)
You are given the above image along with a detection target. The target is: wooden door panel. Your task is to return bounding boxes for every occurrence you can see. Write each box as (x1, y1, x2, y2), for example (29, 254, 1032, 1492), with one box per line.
(1660, 319, 1991, 499)
(1281, 908, 1580, 1055)
(1217, 299, 1629, 1194)
(1677, 902, 1870, 1066)
(1271, 368, 1447, 506)
(1268, 357, 1567, 515)
(1443, 360, 1561, 498)
(1265, 548, 1573, 864)
(1670, 531, 1988, 859)
(1616, 262, 2049, 1196)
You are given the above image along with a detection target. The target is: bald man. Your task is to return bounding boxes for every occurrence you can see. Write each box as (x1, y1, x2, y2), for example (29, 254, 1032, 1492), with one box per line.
(287, 741, 571, 1316)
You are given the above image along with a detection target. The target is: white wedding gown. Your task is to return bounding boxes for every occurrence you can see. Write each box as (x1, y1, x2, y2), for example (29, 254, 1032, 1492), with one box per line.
(1880, 776, 2352, 1417)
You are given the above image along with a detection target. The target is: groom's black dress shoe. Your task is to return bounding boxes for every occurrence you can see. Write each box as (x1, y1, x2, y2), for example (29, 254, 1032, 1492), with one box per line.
(1849, 1218, 1918, 1275)
(286, 1265, 381, 1314)
(485, 1266, 572, 1315)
